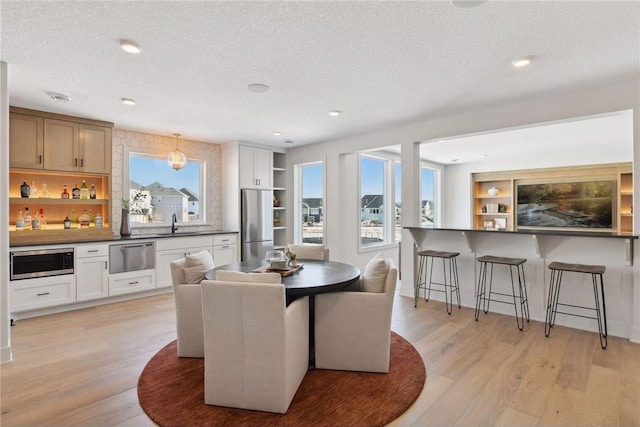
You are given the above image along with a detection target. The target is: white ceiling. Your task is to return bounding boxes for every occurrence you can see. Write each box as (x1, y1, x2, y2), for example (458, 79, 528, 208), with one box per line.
(1, 1, 639, 148)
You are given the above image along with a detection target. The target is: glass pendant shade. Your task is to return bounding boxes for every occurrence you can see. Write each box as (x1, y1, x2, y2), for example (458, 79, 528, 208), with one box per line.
(168, 133, 187, 171)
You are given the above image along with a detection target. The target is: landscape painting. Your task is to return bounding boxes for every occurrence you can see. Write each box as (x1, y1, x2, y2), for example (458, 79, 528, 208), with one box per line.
(517, 180, 613, 230)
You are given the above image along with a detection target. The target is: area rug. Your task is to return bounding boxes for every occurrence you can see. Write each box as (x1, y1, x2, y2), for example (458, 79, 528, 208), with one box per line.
(138, 332, 426, 427)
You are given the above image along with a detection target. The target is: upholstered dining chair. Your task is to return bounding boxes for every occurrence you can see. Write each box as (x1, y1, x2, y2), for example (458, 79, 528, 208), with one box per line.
(286, 243, 330, 261)
(314, 255, 398, 373)
(169, 249, 214, 358)
(200, 278, 309, 414)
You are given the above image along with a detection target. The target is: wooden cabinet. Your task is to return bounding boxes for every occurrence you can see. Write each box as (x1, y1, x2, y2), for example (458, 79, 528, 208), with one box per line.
(44, 119, 111, 173)
(239, 144, 272, 188)
(619, 170, 633, 234)
(76, 244, 109, 301)
(472, 176, 514, 230)
(9, 113, 44, 169)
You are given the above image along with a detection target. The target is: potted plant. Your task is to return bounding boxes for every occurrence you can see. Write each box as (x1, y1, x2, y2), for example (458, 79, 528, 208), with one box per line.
(121, 190, 147, 236)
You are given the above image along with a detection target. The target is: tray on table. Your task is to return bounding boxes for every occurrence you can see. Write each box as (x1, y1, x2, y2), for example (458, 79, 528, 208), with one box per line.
(253, 263, 304, 277)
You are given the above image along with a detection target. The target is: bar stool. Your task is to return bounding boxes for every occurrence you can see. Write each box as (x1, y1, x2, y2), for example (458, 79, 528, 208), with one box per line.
(475, 255, 530, 330)
(545, 261, 607, 349)
(414, 250, 461, 314)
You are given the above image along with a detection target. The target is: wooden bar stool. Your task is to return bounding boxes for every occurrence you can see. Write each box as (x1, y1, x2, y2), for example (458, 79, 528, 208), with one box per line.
(415, 250, 461, 314)
(546, 261, 607, 349)
(475, 255, 530, 330)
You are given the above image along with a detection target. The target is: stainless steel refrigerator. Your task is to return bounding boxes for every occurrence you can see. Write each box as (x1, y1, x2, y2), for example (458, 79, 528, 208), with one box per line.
(241, 189, 274, 261)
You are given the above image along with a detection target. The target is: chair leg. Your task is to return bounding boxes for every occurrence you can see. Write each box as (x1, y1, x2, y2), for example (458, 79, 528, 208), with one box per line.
(452, 257, 461, 309)
(483, 263, 494, 314)
(475, 262, 486, 321)
(426, 256, 434, 302)
(519, 264, 530, 323)
(443, 258, 452, 315)
(593, 273, 608, 349)
(414, 255, 425, 307)
(508, 265, 524, 331)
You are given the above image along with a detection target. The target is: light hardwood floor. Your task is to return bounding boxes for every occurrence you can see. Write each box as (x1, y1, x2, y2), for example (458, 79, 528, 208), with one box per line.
(1, 291, 639, 426)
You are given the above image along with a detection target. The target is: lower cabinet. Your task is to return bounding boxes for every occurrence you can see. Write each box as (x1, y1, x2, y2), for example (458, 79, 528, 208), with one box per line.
(108, 270, 156, 296)
(155, 235, 215, 289)
(76, 243, 109, 301)
(11, 275, 77, 312)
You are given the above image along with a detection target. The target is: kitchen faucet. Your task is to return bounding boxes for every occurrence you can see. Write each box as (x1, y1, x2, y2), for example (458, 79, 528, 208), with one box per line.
(172, 213, 178, 234)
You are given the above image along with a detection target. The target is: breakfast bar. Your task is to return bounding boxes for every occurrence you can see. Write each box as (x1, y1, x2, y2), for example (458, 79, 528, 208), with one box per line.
(404, 226, 640, 341)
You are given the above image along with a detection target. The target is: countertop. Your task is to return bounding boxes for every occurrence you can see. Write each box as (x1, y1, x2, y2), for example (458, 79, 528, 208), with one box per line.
(403, 226, 638, 240)
(10, 229, 238, 248)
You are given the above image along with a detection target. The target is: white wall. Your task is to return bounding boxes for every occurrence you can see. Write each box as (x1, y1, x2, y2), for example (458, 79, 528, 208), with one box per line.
(1, 62, 12, 363)
(286, 77, 640, 341)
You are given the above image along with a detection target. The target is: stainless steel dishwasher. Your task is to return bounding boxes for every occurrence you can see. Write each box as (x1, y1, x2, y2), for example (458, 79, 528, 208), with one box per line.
(109, 242, 155, 274)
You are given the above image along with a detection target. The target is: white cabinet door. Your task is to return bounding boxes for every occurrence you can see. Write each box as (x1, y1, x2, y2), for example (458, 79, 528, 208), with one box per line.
(109, 270, 156, 296)
(156, 248, 187, 289)
(213, 244, 237, 267)
(76, 256, 109, 301)
(239, 145, 272, 189)
(11, 275, 76, 312)
(253, 147, 272, 188)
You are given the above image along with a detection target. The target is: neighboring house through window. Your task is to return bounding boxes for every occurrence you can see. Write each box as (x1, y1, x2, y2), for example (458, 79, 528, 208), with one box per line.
(295, 161, 324, 244)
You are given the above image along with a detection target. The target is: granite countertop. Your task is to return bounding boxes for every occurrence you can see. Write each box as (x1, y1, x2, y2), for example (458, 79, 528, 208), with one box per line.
(403, 226, 638, 240)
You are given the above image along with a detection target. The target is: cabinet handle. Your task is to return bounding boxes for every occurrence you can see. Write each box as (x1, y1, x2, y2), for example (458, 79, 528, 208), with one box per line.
(38, 155, 42, 164)
(129, 281, 139, 285)
(80, 158, 84, 167)
(222, 239, 229, 242)
(37, 292, 50, 297)
(221, 245, 230, 249)
(104, 261, 108, 269)
(75, 158, 78, 166)
(88, 249, 98, 253)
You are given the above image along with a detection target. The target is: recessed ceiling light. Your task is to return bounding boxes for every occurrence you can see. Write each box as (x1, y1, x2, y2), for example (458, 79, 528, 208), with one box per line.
(512, 56, 533, 68)
(284, 140, 294, 144)
(450, 0, 486, 9)
(121, 98, 136, 106)
(272, 131, 282, 136)
(120, 39, 141, 54)
(328, 110, 341, 116)
(47, 92, 71, 103)
(436, 140, 445, 144)
(480, 154, 488, 158)
(248, 83, 270, 93)
(450, 159, 459, 163)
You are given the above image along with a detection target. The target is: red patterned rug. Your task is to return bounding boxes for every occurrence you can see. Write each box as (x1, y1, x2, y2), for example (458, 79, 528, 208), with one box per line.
(138, 332, 426, 427)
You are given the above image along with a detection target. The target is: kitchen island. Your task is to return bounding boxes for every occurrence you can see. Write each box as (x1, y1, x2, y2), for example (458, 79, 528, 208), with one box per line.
(404, 226, 640, 342)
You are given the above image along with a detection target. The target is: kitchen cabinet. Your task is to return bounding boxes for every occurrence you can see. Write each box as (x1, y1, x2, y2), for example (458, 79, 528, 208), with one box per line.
(472, 177, 514, 230)
(76, 243, 109, 301)
(10, 274, 77, 312)
(272, 151, 288, 249)
(619, 170, 633, 234)
(44, 119, 112, 174)
(108, 270, 156, 296)
(155, 235, 214, 288)
(239, 144, 272, 189)
(9, 113, 44, 169)
(213, 234, 238, 267)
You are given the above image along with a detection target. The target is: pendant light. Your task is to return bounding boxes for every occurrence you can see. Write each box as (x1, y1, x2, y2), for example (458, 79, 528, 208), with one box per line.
(168, 133, 187, 171)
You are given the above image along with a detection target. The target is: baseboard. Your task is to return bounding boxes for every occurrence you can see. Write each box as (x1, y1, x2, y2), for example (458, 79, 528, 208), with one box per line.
(0, 345, 12, 364)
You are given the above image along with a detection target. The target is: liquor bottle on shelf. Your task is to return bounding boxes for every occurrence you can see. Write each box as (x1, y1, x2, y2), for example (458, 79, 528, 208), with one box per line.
(23, 208, 32, 230)
(80, 180, 89, 200)
(94, 213, 103, 228)
(20, 181, 30, 198)
(79, 210, 90, 228)
(70, 209, 78, 228)
(29, 180, 38, 198)
(61, 185, 70, 199)
(31, 209, 40, 230)
(40, 183, 51, 198)
(64, 217, 71, 229)
(90, 183, 96, 199)
(15, 210, 25, 231)
(39, 208, 47, 230)
(72, 184, 80, 199)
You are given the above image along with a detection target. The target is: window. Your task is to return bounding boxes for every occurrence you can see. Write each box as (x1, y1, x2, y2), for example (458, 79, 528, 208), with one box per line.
(128, 153, 204, 225)
(295, 162, 324, 244)
(360, 153, 401, 248)
(420, 166, 437, 227)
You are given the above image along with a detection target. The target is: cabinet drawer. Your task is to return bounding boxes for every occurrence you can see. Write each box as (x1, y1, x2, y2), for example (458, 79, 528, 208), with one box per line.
(11, 275, 76, 312)
(76, 244, 109, 258)
(109, 270, 156, 296)
(155, 235, 213, 251)
(214, 234, 237, 246)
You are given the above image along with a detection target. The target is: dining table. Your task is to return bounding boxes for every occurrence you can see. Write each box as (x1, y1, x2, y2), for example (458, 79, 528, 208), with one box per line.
(208, 259, 362, 368)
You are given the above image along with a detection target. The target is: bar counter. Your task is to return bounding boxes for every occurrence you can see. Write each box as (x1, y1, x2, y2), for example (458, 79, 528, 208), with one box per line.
(403, 226, 640, 343)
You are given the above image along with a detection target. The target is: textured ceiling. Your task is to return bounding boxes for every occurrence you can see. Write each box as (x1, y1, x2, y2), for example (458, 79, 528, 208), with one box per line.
(1, 1, 639, 148)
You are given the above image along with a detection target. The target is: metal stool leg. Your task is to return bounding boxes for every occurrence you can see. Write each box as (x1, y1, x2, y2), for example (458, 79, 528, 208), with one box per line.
(519, 264, 530, 322)
(414, 255, 426, 307)
(592, 273, 607, 349)
(475, 261, 487, 321)
(508, 265, 524, 331)
(483, 263, 494, 314)
(452, 257, 461, 309)
(442, 258, 452, 315)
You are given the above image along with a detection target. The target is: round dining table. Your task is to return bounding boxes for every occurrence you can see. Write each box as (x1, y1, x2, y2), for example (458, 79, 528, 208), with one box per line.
(209, 259, 361, 300)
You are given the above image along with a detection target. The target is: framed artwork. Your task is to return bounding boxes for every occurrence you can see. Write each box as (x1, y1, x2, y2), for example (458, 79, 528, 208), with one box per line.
(494, 217, 507, 229)
(516, 180, 614, 231)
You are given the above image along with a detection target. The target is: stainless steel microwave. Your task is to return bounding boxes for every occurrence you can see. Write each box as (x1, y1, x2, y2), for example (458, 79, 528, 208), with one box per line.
(10, 247, 74, 281)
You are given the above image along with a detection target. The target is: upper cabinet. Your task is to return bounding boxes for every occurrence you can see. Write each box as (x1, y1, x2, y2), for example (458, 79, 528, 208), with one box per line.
(9, 113, 44, 169)
(239, 144, 272, 189)
(10, 107, 112, 174)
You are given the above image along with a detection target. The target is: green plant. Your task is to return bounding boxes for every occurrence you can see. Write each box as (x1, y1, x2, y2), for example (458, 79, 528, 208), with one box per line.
(123, 190, 147, 213)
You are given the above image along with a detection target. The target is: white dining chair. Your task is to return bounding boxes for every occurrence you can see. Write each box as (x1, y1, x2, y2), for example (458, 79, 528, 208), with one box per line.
(287, 243, 330, 261)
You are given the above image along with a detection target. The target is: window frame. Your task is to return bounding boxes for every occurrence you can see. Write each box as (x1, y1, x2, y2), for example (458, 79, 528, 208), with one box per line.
(124, 147, 206, 228)
(358, 152, 401, 252)
(420, 162, 442, 228)
(294, 160, 325, 245)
